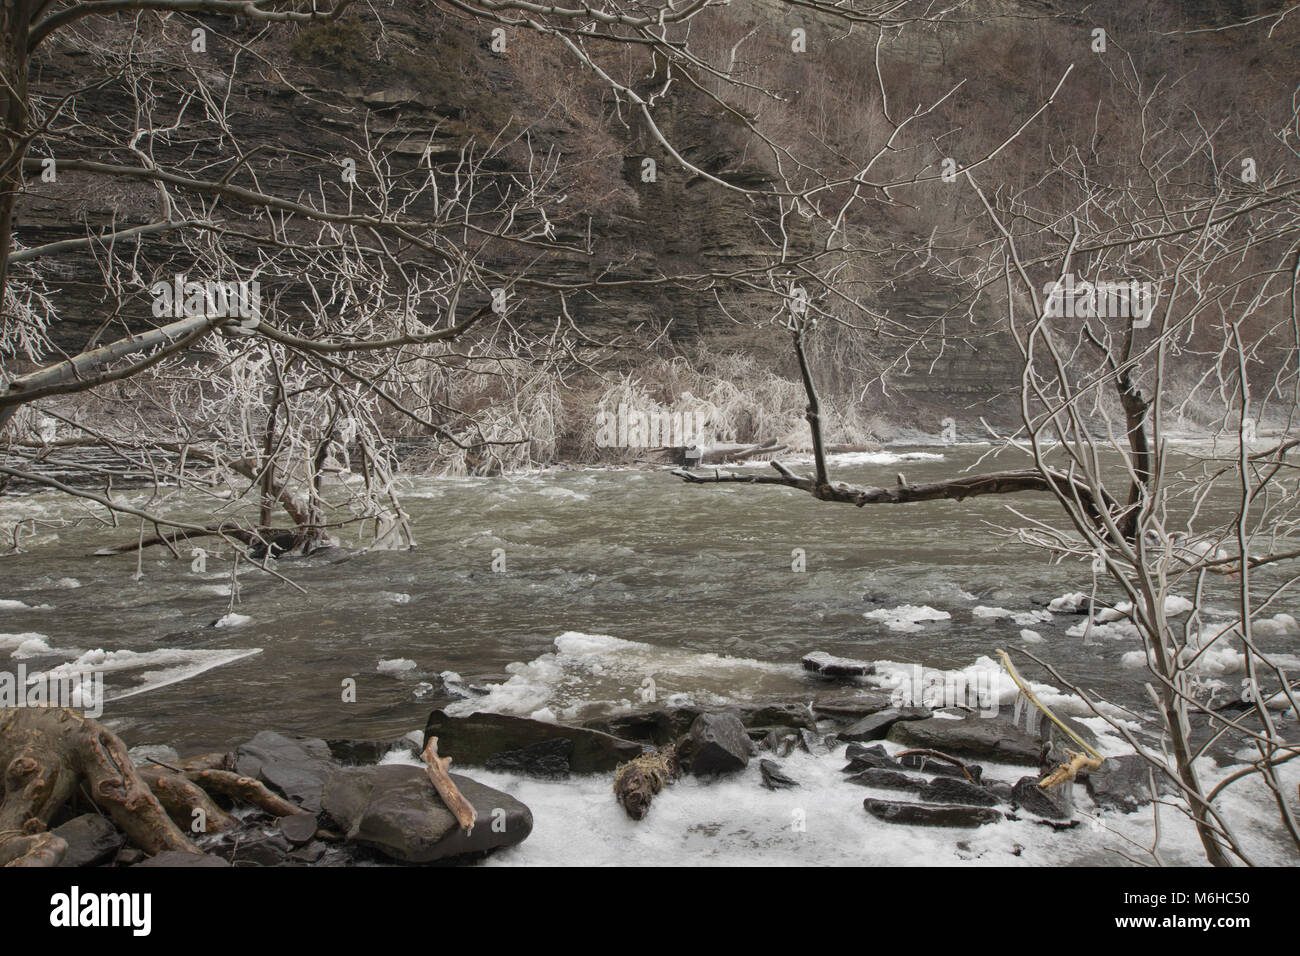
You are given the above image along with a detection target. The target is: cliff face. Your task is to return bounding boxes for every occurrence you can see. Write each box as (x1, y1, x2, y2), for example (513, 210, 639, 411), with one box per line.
(12, 0, 1298, 429)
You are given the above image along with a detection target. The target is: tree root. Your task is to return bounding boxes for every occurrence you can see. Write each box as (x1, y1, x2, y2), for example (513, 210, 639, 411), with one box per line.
(0, 708, 310, 866)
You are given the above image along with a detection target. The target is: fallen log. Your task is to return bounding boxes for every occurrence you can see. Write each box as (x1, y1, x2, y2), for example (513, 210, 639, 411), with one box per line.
(422, 737, 477, 833)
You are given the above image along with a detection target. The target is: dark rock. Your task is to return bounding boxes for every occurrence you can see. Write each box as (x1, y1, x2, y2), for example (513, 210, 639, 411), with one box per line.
(424, 710, 643, 774)
(759, 759, 800, 790)
(898, 752, 984, 784)
(235, 731, 336, 812)
(840, 707, 929, 742)
(279, 813, 320, 845)
(326, 734, 421, 765)
(798, 728, 834, 756)
(322, 763, 532, 864)
(287, 841, 328, 864)
(886, 715, 1043, 765)
(863, 799, 1003, 828)
(484, 738, 572, 778)
(682, 712, 752, 776)
(1012, 775, 1074, 819)
(115, 848, 143, 866)
(583, 707, 701, 746)
(845, 768, 924, 792)
(52, 814, 123, 868)
(919, 777, 1000, 807)
(227, 833, 291, 867)
(801, 651, 876, 678)
(134, 851, 231, 867)
(1084, 754, 1171, 812)
(812, 691, 897, 721)
(742, 702, 817, 736)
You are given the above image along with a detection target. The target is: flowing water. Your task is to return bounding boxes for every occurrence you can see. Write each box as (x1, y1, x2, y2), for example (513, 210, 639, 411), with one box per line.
(3, 444, 1298, 865)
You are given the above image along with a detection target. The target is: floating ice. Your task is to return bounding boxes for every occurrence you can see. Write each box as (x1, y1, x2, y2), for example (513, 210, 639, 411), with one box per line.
(864, 604, 951, 632)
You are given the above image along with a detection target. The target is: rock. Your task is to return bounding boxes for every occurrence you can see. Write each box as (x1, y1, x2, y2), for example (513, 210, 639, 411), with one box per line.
(423, 710, 643, 774)
(759, 759, 800, 790)
(115, 848, 143, 866)
(845, 768, 924, 792)
(484, 738, 572, 778)
(863, 798, 1003, 828)
(52, 814, 123, 868)
(227, 832, 291, 867)
(742, 702, 817, 735)
(798, 728, 834, 756)
(802, 651, 875, 678)
(897, 752, 984, 784)
(236, 731, 336, 812)
(918, 777, 1000, 807)
(840, 707, 929, 742)
(1012, 775, 1074, 819)
(681, 712, 752, 776)
(775, 733, 798, 757)
(326, 734, 422, 765)
(288, 841, 327, 864)
(584, 707, 701, 746)
(886, 715, 1043, 765)
(279, 813, 320, 845)
(322, 764, 532, 864)
(842, 744, 902, 772)
(1084, 754, 1171, 812)
(134, 851, 231, 867)
(812, 691, 896, 720)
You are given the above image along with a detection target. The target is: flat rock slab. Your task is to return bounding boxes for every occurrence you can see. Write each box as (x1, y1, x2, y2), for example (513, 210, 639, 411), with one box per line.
(52, 814, 124, 868)
(864, 798, 1004, 828)
(802, 651, 876, 678)
(424, 710, 643, 774)
(278, 812, 321, 845)
(846, 767, 924, 792)
(886, 715, 1043, 765)
(322, 763, 532, 864)
(840, 707, 929, 742)
(812, 691, 897, 720)
(236, 731, 336, 812)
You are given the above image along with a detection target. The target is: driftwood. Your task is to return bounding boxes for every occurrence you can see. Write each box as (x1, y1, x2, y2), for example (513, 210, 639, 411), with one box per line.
(422, 737, 476, 833)
(613, 745, 680, 820)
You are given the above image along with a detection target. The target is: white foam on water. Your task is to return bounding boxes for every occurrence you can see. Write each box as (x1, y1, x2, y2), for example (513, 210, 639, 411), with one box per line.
(34, 646, 263, 701)
(0, 631, 51, 651)
(213, 612, 251, 628)
(864, 604, 951, 632)
(444, 631, 796, 723)
(378, 658, 418, 674)
(55, 578, 82, 589)
(0, 598, 51, 610)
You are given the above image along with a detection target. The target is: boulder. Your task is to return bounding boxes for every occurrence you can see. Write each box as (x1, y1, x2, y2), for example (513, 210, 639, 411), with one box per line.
(886, 715, 1043, 765)
(840, 707, 929, 742)
(52, 814, 123, 868)
(322, 763, 532, 864)
(863, 798, 1003, 828)
(842, 743, 903, 773)
(1012, 775, 1074, 819)
(236, 731, 336, 812)
(583, 708, 701, 746)
(759, 759, 800, 790)
(681, 712, 752, 776)
(423, 710, 643, 774)
(1083, 754, 1171, 812)
(484, 738, 572, 778)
